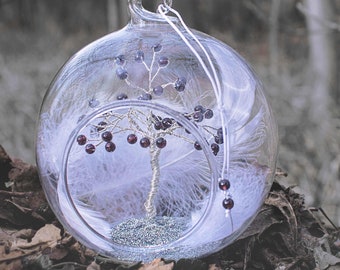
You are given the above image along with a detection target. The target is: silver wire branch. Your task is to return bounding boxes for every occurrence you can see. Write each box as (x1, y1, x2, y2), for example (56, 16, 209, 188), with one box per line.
(144, 141, 161, 218)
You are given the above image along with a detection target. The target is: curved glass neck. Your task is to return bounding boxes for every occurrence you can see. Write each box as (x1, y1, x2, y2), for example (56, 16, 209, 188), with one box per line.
(128, 0, 178, 26)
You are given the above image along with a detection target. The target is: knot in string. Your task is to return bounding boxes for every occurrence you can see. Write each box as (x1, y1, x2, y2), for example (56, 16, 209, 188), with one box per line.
(159, 0, 172, 14)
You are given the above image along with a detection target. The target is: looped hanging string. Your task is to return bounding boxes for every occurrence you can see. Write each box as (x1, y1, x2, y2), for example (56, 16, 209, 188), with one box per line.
(162, 0, 173, 14)
(157, 4, 230, 178)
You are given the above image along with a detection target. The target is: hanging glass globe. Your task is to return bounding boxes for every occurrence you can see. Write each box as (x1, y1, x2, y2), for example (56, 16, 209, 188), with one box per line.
(36, 0, 278, 263)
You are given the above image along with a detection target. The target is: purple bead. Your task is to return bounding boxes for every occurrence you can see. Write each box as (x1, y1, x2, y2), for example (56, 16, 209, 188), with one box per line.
(135, 50, 145, 63)
(138, 93, 152, 100)
(102, 131, 113, 142)
(153, 85, 164, 96)
(89, 98, 100, 108)
(217, 127, 224, 137)
(219, 179, 231, 191)
(117, 93, 128, 100)
(105, 142, 116, 152)
(85, 144, 96, 154)
(140, 137, 151, 148)
(194, 105, 205, 113)
(162, 118, 172, 129)
(174, 77, 186, 92)
(158, 56, 169, 67)
(115, 55, 125, 65)
(127, 134, 138, 144)
(116, 67, 128, 80)
(156, 137, 167, 149)
(204, 109, 214, 119)
(194, 141, 202, 150)
(154, 121, 163, 130)
(97, 121, 107, 131)
(153, 44, 162, 52)
(193, 112, 204, 122)
(211, 143, 219, 156)
(215, 135, 224, 144)
(77, 135, 87, 145)
(222, 198, 234, 210)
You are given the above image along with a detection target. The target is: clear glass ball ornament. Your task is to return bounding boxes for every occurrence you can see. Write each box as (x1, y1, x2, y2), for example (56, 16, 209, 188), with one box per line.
(36, 0, 278, 263)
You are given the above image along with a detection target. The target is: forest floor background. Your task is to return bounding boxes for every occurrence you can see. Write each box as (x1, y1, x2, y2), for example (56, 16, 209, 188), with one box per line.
(0, 1, 339, 269)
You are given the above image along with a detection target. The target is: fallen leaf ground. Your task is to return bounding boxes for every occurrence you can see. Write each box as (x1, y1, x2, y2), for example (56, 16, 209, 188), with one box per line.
(0, 144, 339, 270)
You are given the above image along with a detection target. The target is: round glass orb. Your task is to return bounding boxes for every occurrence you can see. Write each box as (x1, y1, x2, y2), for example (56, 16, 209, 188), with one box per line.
(36, 0, 278, 263)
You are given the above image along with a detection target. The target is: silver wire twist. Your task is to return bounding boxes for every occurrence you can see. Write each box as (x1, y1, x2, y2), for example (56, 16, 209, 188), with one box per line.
(144, 142, 161, 218)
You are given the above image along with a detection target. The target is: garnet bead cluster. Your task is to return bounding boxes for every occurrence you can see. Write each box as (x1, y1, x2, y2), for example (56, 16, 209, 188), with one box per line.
(152, 115, 174, 131)
(76, 114, 171, 154)
(77, 129, 117, 154)
(113, 44, 187, 103)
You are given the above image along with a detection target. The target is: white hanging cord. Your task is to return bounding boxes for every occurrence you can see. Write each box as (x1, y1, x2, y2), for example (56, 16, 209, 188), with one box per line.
(157, 5, 219, 99)
(157, 4, 230, 176)
(161, 0, 173, 13)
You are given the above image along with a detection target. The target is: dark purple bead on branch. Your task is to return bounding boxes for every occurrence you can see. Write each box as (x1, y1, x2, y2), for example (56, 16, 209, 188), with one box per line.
(116, 67, 128, 80)
(153, 44, 162, 52)
(219, 179, 231, 191)
(127, 134, 138, 144)
(153, 85, 164, 96)
(140, 137, 151, 148)
(193, 112, 204, 122)
(97, 122, 107, 131)
(211, 143, 219, 156)
(194, 105, 205, 113)
(162, 118, 173, 129)
(204, 109, 214, 119)
(77, 135, 87, 145)
(85, 144, 96, 154)
(222, 198, 234, 210)
(135, 50, 145, 63)
(89, 98, 99, 108)
(115, 55, 125, 65)
(156, 137, 167, 149)
(117, 93, 128, 100)
(217, 127, 224, 137)
(174, 77, 187, 92)
(138, 93, 152, 101)
(154, 121, 163, 130)
(102, 131, 113, 142)
(158, 56, 169, 67)
(105, 142, 116, 152)
(194, 141, 202, 150)
(215, 135, 224, 144)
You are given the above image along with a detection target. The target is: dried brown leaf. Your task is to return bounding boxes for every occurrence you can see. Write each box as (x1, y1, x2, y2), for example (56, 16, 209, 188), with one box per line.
(87, 261, 101, 270)
(49, 246, 70, 260)
(9, 159, 40, 192)
(265, 191, 298, 249)
(0, 199, 45, 228)
(12, 224, 61, 249)
(239, 205, 282, 240)
(243, 237, 255, 270)
(0, 259, 22, 270)
(314, 246, 340, 270)
(139, 259, 174, 270)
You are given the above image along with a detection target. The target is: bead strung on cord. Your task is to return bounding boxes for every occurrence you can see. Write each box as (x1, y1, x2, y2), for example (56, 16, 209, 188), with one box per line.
(218, 178, 234, 217)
